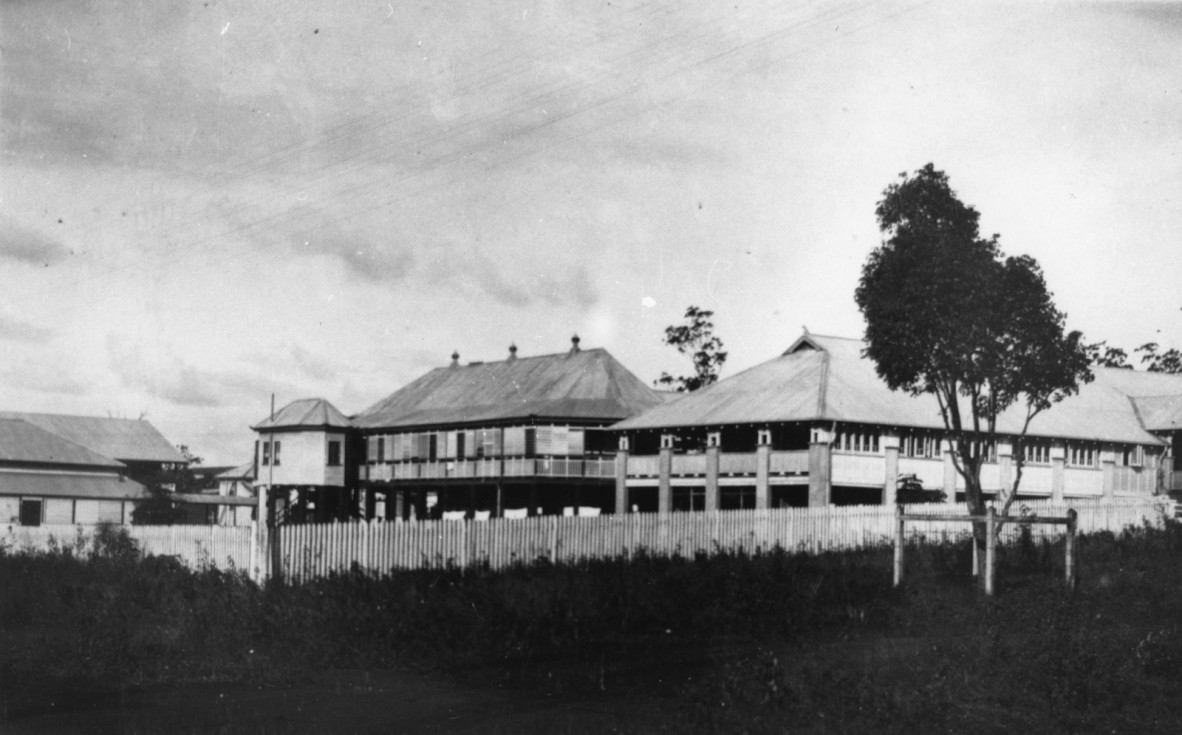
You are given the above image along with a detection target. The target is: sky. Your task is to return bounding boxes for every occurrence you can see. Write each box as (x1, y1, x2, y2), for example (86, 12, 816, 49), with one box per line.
(3, 0, 1181, 465)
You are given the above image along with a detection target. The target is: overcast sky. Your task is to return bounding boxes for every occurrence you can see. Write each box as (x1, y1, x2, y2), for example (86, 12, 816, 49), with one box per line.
(3, 0, 1181, 465)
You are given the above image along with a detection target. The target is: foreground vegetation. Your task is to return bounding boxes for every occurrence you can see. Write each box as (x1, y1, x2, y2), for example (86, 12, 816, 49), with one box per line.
(5, 523, 1182, 732)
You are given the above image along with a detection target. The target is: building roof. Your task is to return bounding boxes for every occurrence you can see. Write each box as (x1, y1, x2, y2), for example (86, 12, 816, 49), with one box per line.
(353, 343, 665, 430)
(252, 398, 352, 431)
(0, 469, 147, 500)
(1131, 395, 1182, 432)
(613, 332, 1176, 445)
(217, 459, 257, 482)
(0, 419, 127, 468)
(0, 412, 185, 464)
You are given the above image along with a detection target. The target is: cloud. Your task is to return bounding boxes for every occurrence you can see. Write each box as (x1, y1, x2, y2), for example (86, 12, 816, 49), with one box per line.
(106, 334, 289, 408)
(0, 361, 89, 397)
(0, 311, 55, 343)
(427, 249, 599, 310)
(0, 216, 70, 265)
(293, 222, 415, 283)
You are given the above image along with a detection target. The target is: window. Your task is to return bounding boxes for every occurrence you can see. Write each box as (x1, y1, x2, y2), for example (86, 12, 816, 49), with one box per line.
(19, 499, 42, 527)
(672, 486, 705, 512)
(1022, 441, 1050, 465)
(1067, 443, 1096, 468)
(376, 435, 385, 463)
(262, 440, 271, 466)
(327, 440, 342, 467)
(902, 434, 942, 459)
(1122, 446, 1144, 467)
(835, 429, 879, 454)
(272, 440, 281, 466)
(968, 439, 997, 463)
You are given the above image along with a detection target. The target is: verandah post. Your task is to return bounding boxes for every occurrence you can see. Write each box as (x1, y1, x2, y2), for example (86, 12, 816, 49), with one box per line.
(893, 504, 905, 588)
(1065, 508, 1077, 590)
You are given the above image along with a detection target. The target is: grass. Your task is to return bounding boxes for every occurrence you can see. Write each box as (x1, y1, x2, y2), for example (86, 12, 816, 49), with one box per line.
(5, 521, 1182, 732)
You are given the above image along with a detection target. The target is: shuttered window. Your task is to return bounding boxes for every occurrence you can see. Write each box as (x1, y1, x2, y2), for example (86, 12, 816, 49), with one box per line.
(504, 427, 526, 456)
(44, 498, 74, 524)
(75, 500, 100, 524)
(96, 501, 123, 525)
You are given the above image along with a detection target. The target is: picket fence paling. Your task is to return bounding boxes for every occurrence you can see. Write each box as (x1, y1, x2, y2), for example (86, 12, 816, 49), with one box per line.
(1, 498, 1167, 582)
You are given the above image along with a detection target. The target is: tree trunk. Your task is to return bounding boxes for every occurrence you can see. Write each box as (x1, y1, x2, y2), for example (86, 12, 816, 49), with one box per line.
(962, 464, 989, 589)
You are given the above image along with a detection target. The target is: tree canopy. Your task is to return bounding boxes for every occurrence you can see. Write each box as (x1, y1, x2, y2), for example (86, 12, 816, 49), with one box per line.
(1087, 340, 1182, 374)
(655, 306, 728, 392)
(855, 164, 1092, 526)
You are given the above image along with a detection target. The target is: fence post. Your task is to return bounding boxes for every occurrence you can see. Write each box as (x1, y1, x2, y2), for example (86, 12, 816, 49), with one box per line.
(893, 504, 905, 588)
(549, 515, 559, 564)
(985, 507, 996, 597)
(1065, 508, 1077, 591)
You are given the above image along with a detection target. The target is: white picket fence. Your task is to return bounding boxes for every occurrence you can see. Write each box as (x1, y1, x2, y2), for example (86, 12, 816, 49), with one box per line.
(1, 497, 1169, 583)
(0, 523, 257, 573)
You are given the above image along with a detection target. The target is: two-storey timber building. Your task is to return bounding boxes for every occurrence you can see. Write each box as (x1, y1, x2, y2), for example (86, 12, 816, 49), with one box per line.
(609, 332, 1182, 513)
(351, 337, 667, 519)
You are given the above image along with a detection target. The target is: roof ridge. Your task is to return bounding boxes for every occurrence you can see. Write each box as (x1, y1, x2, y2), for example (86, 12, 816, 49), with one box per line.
(815, 349, 831, 417)
(446, 346, 607, 368)
(1127, 394, 1147, 431)
(0, 410, 151, 423)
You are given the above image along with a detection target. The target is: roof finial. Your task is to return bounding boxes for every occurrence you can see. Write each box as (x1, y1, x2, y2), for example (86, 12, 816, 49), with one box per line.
(570, 334, 581, 354)
(508, 343, 518, 361)
(450, 350, 460, 367)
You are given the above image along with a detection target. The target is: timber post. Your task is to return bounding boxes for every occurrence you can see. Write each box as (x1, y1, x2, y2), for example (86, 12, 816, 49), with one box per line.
(1065, 508, 1077, 591)
(893, 503, 905, 588)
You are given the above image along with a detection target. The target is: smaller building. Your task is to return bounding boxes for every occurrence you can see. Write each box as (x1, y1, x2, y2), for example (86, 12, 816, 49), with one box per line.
(214, 460, 257, 526)
(0, 419, 149, 526)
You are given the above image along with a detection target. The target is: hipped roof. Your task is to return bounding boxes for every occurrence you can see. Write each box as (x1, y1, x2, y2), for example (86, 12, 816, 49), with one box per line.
(613, 332, 1176, 445)
(353, 347, 664, 430)
(0, 419, 126, 467)
(252, 398, 352, 431)
(0, 412, 185, 464)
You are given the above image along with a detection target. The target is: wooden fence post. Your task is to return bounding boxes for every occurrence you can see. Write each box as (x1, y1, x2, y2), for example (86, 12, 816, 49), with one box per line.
(985, 507, 996, 597)
(893, 504, 905, 588)
(549, 515, 559, 564)
(1065, 508, 1077, 591)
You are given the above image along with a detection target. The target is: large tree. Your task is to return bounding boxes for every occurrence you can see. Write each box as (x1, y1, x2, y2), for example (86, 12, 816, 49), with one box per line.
(655, 305, 728, 392)
(1087, 340, 1182, 374)
(855, 164, 1092, 572)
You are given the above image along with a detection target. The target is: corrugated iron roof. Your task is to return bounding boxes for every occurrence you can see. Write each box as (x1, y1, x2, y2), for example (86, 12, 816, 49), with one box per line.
(0, 469, 147, 500)
(1132, 395, 1182, 431)
(0, 412, 185, 463)
(0, 419, 126, 467)
(353, 347, 664, 430)
(613, 332, 1177, 445)
(252, 398, 352, 430)
(217, 459, 257, 481)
